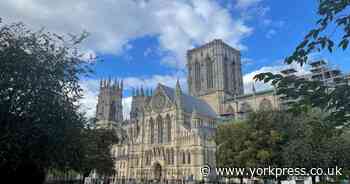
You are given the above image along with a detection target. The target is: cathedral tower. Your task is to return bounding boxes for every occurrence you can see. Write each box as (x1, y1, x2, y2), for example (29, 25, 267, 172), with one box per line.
(130, 87, 151, 121)
(96, 78, 123, 123)
(187, 39, 244, 114)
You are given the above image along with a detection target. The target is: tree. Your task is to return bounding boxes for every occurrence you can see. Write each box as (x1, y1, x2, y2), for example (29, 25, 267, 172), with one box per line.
(216, 120, 251, 184)
(216, 111, 304, 183)
(244, 111, 303, 183)
(78, 119, 119, 183)
(0, 19, 92, 183)
(254, 0, 350, 127)
(218, 110, 350, 184)
(282, 110, 350, 184)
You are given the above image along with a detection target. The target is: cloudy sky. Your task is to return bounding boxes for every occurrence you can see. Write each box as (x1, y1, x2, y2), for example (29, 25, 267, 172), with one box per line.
(2, 0, 350, 118)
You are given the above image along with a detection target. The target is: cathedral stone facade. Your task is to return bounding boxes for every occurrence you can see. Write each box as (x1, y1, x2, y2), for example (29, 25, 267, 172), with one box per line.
(95, 39, 280, 183)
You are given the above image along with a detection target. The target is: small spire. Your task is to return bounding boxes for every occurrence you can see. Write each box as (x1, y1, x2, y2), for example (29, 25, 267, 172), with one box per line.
(145, 88, 148, 96)
(100, 80, 103, 88)
(136, 87, 139, 96)
(108, 76, 111, 87)
(114, 78, 118, 89)
(140, 86, 144, 96)
(175, 79, 183, 109)
(176, 79, 182, 95)
(121, 80, 123, 90)
(103, 79, 107, 87)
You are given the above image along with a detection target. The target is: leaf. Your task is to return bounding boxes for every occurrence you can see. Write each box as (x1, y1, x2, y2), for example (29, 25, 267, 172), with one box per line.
(339, 39, 349, 50)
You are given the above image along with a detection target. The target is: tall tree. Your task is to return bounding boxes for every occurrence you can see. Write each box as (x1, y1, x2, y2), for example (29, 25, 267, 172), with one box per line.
(0, 19, 92, 183)
(216, 111, 304, 183)
(78, 121, 119, 182)
(244, 111, 302, 182)
(216, 121, 251, 184)
(282, 110, 350, 184)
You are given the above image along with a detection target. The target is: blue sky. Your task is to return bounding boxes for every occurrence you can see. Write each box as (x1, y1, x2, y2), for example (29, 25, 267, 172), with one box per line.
(1, 0, 349, 117)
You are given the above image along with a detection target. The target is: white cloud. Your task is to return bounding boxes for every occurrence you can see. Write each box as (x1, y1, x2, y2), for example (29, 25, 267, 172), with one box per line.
(235, 0, 263, 9)
(262, 19, 272, 26)
(261, 19, 285, 38)
(0, 0, 253, 68)
(242, 61, 311, 94)
(79, 79, 100, 118)
(266, 29, 277, 39)
(143, 47, 153, 57)
(123, 74, 187, 92)
(275, 20, 286, 28)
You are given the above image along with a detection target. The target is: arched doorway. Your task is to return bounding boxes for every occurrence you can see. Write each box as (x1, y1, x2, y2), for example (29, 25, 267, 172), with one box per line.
(153, 162, 162, 182)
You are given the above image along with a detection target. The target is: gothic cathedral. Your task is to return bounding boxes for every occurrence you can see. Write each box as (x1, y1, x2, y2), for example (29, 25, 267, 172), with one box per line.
(94, 39, 280, 183)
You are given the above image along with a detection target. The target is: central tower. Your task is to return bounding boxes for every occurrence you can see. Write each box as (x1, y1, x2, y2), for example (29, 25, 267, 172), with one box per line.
(187, 39, 243, 114)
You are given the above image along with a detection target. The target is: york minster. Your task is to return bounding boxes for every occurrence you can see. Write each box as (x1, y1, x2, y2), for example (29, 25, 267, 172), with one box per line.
(95, 39, 280, 183)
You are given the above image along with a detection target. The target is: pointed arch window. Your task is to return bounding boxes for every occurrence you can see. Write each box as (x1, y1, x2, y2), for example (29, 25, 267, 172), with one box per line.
(240, 102, 253, 113)
(194, 61, 201, 91)
(182, 151, 186, 164)
(259, 98, 273, 111)
(231, 61, 236, 91)
(157, 115, 163, 144)
(206, 57, 214, 89)
(171, 148, 174, 164)
(166, 114, 171, 143)
(227, 105, 234, 115)
(223, 56, 229, 90)
(187, 151, 191, 164)
(150, 118, 154, 144)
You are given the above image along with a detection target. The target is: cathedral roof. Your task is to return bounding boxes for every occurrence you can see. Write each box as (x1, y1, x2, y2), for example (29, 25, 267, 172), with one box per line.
(158, 84, 217, 118)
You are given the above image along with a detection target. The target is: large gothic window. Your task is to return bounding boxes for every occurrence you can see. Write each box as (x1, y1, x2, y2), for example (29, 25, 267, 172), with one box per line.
(187, 151, 191, 164)
(182, 151, 186, 164)
(194, 61, 201, 91)
(231, 62, 235, 92)
(206, 58, 213, 89)
(150, 118, 154, 144)
(166, 114, 171, 143)
(157, 115, 163, 144)
(224, 61, 229, 90)
(240, 102, 253, 119)
(259, 98, 273, 111)
(109, 101, 116, 120)
(169, 149, 173, 164)
(170, 148, 174, 164)
(226, 105, 234, 115)
(240, 102, 253, 113)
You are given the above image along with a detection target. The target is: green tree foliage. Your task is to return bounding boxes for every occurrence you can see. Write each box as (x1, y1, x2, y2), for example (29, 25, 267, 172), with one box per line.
(254, 0, 350, 127)
(217, 110, 350, 183)
(245, 111, 298, 169)
(282, 110, 350, 184)
(0, 19, 94, 183)
(286, 0, 350, 65)
(79, 120, 119, 181)
(216, 111, 303, 182)
(216, 121, 250, 183)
